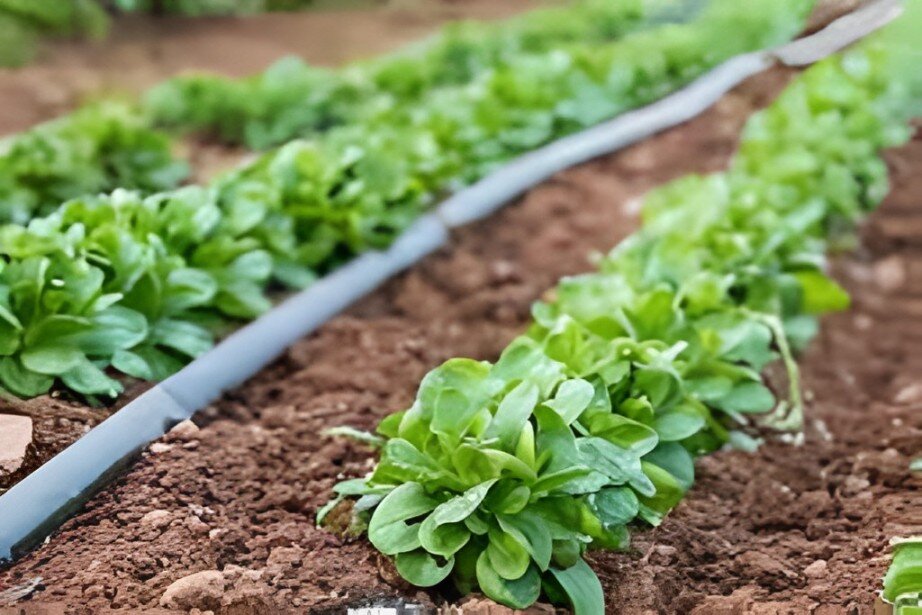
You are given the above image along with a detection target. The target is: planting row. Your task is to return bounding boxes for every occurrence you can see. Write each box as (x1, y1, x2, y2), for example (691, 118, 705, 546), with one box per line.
(0, 0, 108, 67)
(0, 0, 650, 225)
(0, 0, 813, 227)
(0, 0, 367, 68)
(0, 103, 189, 225)
(319, 6, 922, 613)
(143, 0, 662, 149)
(0, 0, 815, 399)
(142, 0, 812, 149)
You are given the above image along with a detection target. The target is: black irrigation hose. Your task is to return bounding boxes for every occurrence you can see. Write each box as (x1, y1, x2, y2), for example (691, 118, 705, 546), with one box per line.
(0, 0, 899, 563)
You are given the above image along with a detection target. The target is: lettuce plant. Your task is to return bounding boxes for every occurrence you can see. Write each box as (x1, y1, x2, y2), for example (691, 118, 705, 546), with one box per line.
(0, 187, 249, 397)
(322, 10, 922, 612)
(319, 338, 685, 610)
(0, 0, 108, 67)
(0, 103, 188, 224)
(883, 538, 922, 611)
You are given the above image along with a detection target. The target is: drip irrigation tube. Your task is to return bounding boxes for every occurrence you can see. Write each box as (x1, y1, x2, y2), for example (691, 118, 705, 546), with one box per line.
(0, 0, 901, 563)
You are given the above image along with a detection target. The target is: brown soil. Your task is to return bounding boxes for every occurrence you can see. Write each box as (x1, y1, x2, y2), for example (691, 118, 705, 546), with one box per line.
(0, 0, 535, 495)
(3, 68, 876, 614)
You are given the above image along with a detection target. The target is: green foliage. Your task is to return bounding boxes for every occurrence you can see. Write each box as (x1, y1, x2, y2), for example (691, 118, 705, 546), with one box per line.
(0, 187, 229, 397)
(883, 538, 922, 609)
(142, 0, 656, 148)
(144, 0, 811, 150)
(0, 103, 189, 225)
(0, 0, 108, 67)
(0, 0, 813, 399)
(320, 13, 922, 613)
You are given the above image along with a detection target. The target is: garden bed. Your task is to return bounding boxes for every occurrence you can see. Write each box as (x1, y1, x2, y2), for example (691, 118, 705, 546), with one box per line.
(8, 65, 917, 613)
(1, 3, 918, 614)
(593, 132, 922, 614)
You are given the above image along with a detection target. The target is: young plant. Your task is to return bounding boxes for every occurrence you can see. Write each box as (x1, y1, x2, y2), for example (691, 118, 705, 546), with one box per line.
(320, 337, 693, 613)
(0, 103, 188, 224)
(883, 538, 922, 612)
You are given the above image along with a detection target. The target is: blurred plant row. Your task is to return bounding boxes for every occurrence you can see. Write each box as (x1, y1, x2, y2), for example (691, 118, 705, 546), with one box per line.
(0, 0, 366, 67)
(0, 0, 814, 399)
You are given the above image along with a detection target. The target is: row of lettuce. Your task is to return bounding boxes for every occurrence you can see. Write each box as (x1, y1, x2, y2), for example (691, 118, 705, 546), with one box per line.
(318, 6, 922, 613)
(0, 0, 343, 68)
(0, 0, 816, 399)
(1, 0, 800, 224)
(0, 0, 108, 68)
(0, 0, 659, 225)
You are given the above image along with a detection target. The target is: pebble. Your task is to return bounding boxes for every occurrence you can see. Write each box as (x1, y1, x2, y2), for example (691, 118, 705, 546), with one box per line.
(0, 414, 33, 474)
(149, 442, 173, 454)
(186, 516, 210, 534)
(874, 256, 906, 292)
(804, 559, 827, 578)
(895, 382, 922, 405)
(159, 570, 224, 610)
(168, 420, 199, 439)
(140, 509, 172, 529)
(83, 584, 105, 599)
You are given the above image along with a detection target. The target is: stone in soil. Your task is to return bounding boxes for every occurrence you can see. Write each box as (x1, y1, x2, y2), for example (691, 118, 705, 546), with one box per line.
(0, 414, 32, 475)
(158, 569, 224, 610)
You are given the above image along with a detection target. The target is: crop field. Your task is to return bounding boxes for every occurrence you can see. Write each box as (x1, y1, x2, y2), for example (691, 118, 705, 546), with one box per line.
(0, 0, 920, 614)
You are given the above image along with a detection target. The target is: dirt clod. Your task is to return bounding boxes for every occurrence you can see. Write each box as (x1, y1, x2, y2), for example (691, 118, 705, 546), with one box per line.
(804, 560, 828, 579)
(158, 570, 225, 610)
